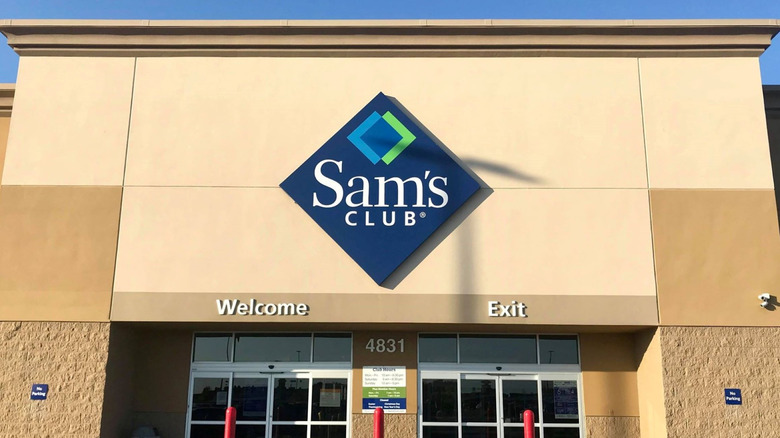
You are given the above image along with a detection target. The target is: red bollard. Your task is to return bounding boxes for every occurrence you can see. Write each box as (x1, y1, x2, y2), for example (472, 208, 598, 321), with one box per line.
(373, 407, 385, 438)
(523, 410, 535, 438)
(224, 406, 236, 438)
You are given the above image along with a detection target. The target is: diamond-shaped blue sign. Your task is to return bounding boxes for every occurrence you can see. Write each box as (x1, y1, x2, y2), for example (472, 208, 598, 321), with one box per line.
(281, 93, 480, 284)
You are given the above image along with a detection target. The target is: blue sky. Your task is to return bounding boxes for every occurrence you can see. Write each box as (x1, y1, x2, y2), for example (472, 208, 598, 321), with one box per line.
(1, 0, 779, 83)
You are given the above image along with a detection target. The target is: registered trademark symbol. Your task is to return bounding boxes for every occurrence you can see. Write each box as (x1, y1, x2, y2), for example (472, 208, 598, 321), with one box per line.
(419, 212, 427, 219)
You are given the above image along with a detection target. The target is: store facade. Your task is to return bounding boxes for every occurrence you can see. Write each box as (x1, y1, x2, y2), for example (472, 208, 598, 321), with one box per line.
(0, 20, 779, 438)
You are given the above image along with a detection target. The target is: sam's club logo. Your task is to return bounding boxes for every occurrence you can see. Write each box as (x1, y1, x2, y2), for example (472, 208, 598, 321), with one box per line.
(281, 93, 480, 284)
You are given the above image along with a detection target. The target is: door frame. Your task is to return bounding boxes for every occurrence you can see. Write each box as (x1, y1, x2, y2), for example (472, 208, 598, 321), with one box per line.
(186, 364, 352, 438)
(418, 368, 584, 438)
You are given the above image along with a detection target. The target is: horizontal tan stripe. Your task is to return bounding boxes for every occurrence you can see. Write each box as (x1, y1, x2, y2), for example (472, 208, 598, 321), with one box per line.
(110, 292, 659, 325)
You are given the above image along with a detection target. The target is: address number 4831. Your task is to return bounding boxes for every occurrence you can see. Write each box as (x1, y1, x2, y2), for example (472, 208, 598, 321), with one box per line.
(365, 338, 405, 353)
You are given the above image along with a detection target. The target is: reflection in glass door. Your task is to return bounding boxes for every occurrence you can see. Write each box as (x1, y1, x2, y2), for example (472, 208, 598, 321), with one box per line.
(421, 373, 581, 438)
(188, 372, 349, 438)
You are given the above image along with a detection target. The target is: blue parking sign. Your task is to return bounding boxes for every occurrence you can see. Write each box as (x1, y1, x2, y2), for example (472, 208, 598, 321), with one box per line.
(724, 388, 742, 405)
(30, 384, 48, 400)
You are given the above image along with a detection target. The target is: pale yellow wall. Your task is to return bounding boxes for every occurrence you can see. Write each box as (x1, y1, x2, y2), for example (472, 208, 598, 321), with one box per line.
(2, 57, 134, 185)
(634, 329, 667, 438)
(640, 57, 773, 189)
(114, 188, 654, 296)
(0, 117, 9, 184)
(112, 186, 656, 323)
(125, 57, 647, 189)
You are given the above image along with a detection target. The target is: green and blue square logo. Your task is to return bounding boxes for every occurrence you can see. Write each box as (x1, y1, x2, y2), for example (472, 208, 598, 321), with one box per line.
(281, 92, 480, 285)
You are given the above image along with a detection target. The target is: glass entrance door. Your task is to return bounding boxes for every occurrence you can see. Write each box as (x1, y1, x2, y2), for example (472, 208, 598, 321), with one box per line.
(460, 374, 538, 438)
(421, 373, 581, 438)
(188, 372, 349, 438)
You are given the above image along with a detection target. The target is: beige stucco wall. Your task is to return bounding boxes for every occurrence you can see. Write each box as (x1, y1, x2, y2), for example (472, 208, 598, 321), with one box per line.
(2, 57, 134, 186)
(0, 322, 111, 437)
(125, 57, 647, 189)
(112, 186, 656, 324)
(1, 50, 772, 327)
(640, 57, 773, 189)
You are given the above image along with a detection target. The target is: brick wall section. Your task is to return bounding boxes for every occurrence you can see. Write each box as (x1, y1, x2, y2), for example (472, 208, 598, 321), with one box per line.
(660, 326, 780, 438)
(352, 414, 416, 438)
(0, 321, 110, 437)
(585, 416, 640, 438)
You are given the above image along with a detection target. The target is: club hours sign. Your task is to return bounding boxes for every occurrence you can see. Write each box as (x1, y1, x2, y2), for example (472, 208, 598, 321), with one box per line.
(362, 366, 407, 413)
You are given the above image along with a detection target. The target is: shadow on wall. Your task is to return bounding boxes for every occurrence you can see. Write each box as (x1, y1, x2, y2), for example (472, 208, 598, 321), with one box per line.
(764, 86, 780, 235)
(381, 96, 544, 292)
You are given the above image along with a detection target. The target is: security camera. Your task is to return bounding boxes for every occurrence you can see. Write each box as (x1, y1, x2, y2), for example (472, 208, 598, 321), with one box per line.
(268, 364, 275, 369)
(759, 293, 771, 308)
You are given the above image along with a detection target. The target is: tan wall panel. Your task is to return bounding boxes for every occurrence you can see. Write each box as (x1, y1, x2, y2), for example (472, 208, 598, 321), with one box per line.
(132, 329, 191, 413)
(634, 329, 667, 438)
(110, 292, 659, 325)
(126, 57, 647, 189)
(0, 186, 122, 321)
(114, 187, 656, 298)
(352, 331, 417, 414)
(0, 117, 9, 184)
(651, 190, 780, 326)
(2, 57, 134, 185)
(640, 58, 773, 189)
(580, 333, 639, 417)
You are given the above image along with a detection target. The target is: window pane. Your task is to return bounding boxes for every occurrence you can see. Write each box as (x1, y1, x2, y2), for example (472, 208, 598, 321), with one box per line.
(419, 335, 457, 363)
(311, 379, 348, 421)
(311, 425, 347, 438)
(273, 378, 310, 421)
(235, 334, 312, 362)
(502, 380, 538, 423)
(461, 379, 496, 423)
(503, 427, 539, 438)
(271, 425, 307, 438)
(190, 377, 229, 421)
(422, 426, 458, 438)
(232, 377, 269, 421)
(313, 334, 351, 362)
(190, 424, 225, 438)
(459, 336, 536, 364)
(193, 334, 232, 362)
(422, 379, 457, 422)
(461, 426, 497, 438)
(236, 425, 266, 438)
(541, 381, 579, 424)
(539, 336, 579, 364)
(543, 428, 580, 438)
